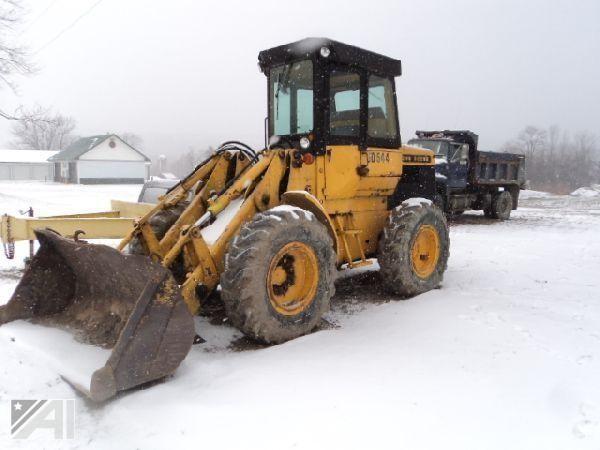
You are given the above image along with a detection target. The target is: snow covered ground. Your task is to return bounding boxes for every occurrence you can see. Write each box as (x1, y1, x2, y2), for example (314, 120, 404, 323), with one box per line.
(1, 182, 599, 449)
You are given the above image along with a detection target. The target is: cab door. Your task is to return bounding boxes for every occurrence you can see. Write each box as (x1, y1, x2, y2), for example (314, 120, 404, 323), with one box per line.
(447, 143, 469, 190)
(357, 73, 403, 197)
(323, 69, 403, 200)
(323, 67, 362, 200)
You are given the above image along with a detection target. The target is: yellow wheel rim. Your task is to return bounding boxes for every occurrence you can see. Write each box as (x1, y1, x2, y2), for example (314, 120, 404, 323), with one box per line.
(267, 241, 319, 316)
(411, 225, 441, 279)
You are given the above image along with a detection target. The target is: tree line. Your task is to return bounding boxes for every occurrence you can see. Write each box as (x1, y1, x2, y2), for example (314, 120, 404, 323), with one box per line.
(503, 126, 600, 193)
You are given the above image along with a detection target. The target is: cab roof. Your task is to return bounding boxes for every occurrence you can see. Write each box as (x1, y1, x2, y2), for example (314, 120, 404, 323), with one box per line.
(258, 37, 402, 77)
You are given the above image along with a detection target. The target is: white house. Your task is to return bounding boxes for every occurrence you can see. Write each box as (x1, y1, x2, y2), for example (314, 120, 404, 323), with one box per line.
(0, 149, 59, 181)
(49, 134, 151, 184)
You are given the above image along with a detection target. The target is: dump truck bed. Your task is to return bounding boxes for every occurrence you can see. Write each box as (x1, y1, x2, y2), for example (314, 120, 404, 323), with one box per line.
(471, 150, 526, 187)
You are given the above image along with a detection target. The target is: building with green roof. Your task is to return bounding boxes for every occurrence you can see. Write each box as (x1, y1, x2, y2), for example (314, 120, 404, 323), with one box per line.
(49, 134, 150, 184)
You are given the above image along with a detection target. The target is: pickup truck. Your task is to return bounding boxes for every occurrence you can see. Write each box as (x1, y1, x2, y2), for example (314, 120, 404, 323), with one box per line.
(407, 130, 526, 220)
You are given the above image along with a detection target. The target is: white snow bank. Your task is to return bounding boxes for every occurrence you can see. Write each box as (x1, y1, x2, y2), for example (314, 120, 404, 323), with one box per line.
(401, 197, 432, 207)
(571, 185, 600, 197)
(519, 189, 552, 199)
(0, 321, 111, 391)
(1, 184, 600, 449)
(269, 204, 314, 220)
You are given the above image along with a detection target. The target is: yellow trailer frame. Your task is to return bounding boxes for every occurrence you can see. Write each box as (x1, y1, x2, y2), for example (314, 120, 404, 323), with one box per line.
(1, 199, 154, 250)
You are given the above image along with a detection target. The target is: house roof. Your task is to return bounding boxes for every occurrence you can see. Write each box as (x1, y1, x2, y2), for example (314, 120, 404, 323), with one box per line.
(0, 149, 59, 163)
(48, 134, 150, 162)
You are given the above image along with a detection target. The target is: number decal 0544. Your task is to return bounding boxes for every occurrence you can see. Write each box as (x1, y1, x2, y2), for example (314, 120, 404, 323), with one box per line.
(367, 152, 391, 163)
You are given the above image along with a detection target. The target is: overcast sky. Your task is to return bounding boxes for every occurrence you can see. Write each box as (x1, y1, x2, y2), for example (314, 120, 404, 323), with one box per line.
(1, 0, 599, 158)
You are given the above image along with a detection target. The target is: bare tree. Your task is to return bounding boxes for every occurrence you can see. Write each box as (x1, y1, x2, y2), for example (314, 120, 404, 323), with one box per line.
(10, 105, 77, 149)
(119, 132, 143, 149)
(0, 0, 34, 121)
(168, 146, 213, 178)
(518, 126, 547, 159)
(504, 125, 600, 193)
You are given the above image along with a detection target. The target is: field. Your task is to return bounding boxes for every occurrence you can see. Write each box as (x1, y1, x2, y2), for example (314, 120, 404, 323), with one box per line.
(1, 181, 599, 449)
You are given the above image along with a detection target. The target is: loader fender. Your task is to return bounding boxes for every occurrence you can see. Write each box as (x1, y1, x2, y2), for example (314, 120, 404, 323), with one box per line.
(281, 190, 339, 254)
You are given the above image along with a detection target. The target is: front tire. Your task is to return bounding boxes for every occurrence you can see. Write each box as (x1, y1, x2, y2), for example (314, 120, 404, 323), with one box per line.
(378, 199, 449, 297)
(221, 206, 336, 344)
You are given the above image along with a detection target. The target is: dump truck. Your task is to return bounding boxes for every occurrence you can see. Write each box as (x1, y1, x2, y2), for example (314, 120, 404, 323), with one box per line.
(0, 38, 449, 401)
(408, 130, 526, 219)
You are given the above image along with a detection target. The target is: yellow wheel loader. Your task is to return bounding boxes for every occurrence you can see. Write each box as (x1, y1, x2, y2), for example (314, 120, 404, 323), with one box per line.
(0, 38, 449, 401)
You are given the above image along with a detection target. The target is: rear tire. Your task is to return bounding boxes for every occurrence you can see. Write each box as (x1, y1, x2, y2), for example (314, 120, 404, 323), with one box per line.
(491, 191, 513, 220)
(221, 206, 336, 344)
(378, 199, 449, 297)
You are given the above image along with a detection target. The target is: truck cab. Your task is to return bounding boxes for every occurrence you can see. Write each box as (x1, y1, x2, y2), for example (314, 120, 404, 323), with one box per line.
(408, 130, 526, 220)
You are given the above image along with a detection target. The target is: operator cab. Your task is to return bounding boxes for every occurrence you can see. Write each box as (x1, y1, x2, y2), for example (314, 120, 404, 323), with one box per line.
(258, 38, 402, 154)
(408, 130, 478, 190)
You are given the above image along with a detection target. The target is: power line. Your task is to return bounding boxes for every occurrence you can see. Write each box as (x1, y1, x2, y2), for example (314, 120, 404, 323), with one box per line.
(20, 0, 61, 35)
(33, 0, 105, 55)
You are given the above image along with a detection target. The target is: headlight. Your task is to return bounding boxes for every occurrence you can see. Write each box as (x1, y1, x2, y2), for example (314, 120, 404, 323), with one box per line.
(299, 136, 311, 150)
(320, 46, 331, 58)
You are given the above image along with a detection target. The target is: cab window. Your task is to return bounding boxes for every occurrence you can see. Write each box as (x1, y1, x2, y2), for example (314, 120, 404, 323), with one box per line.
(270, 60, 313, 136)
(368, 75, 398, 139)
(450, 143, 469, 163)
(329, 70, 360, 137)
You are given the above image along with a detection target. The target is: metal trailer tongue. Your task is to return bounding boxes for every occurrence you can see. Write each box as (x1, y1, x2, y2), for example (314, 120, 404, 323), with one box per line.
(0, 229, 195, 402)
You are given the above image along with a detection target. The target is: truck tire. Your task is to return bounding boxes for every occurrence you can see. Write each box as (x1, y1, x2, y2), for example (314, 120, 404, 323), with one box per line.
(433, 193, 446, 212)
(378, 200, 449, 297)
(221, 206, 336, 344)
(491, 191, 513, 220)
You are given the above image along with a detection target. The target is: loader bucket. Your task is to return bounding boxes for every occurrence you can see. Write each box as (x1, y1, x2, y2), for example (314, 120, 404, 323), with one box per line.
(0, 229, 195, 402)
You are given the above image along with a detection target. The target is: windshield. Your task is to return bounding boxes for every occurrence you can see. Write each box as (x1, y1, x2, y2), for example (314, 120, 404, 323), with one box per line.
(408, 139, 446, 157)
(269, 60, 313, 137)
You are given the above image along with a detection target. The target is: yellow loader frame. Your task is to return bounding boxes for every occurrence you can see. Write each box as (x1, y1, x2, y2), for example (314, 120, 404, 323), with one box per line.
(114, 144, 435, 315)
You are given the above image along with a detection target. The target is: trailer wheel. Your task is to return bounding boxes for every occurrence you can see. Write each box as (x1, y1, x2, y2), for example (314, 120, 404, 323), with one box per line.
(378, 200, 449, 296)
(491, 191, 513, 220)
(221, 206, 336, 344)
